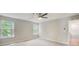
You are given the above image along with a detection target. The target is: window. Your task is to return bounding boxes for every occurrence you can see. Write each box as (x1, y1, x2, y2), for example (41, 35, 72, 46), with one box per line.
(0, 20, 14, 38)
(33, 23, 39, 35)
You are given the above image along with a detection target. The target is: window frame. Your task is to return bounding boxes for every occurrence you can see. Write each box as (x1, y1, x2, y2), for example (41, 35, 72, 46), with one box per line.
(0, 20, 15, 39)
(33, 23, 39, 35)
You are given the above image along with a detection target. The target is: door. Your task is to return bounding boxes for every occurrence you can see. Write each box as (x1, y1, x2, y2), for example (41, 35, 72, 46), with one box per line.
(69, 20, 79, 46)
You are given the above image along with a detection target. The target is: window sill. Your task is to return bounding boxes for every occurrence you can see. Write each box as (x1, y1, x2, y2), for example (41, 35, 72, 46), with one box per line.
(0, 36, 15, 39)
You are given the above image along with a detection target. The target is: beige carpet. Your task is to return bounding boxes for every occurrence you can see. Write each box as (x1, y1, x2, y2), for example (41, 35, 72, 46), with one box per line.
(8, 39, 66, 46)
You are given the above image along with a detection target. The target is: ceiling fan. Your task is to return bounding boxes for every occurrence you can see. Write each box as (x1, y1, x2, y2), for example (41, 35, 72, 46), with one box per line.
(33, 13, 48, 19)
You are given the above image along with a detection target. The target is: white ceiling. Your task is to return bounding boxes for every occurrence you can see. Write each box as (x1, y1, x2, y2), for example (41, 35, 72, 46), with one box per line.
(0, 13, 77, 23)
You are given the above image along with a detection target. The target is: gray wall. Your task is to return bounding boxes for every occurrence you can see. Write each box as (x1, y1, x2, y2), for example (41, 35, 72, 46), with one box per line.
(40, 18, 69, 44)
(0, 16, 33, 45)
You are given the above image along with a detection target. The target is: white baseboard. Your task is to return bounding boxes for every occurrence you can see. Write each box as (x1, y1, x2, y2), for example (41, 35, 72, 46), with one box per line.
(40, 38, 69, 45)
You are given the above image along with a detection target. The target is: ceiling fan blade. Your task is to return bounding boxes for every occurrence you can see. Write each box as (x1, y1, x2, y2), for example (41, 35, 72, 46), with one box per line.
(41, 13, 48, 17)
(39, 13, 42, 15)
(33, 13, 48, 19)
(38, 13, 42, 17)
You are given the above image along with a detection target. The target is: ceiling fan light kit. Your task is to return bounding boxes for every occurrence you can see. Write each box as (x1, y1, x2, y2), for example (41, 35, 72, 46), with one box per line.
(38, 17, 42, 20)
